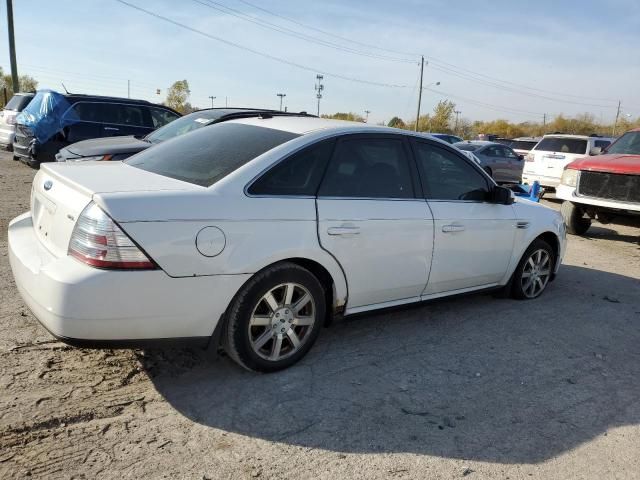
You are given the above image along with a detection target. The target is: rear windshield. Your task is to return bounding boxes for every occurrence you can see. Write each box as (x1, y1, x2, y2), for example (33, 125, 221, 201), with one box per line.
(126, 123, 299, 187)
(510, 140, 538, 150)
(606, 131, 640, 155)
(455, 143, 482, 151)
(146, 110, 223, 144)
(5, 94, 33, 111)
(533, 137, 587, 154)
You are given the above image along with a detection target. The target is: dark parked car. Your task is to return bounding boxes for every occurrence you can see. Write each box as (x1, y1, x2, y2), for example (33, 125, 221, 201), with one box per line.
(56, 108, 315, 162)
(14, 90, 180, 167)
(0, 92, 35, 152)
(454, 141, 524, 183)
(430, 133, 463, 144)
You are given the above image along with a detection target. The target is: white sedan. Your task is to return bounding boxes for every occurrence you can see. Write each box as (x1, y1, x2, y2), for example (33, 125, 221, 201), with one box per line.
(9, 116, 566, 372)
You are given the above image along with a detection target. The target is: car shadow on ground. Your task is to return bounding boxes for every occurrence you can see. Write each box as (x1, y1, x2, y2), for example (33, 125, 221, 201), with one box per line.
(139, 265, 640, 464)
(584, 225, 640, 245)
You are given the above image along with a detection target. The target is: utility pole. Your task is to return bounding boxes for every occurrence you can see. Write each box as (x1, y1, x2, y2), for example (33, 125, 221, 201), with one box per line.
(277, 93, 286, 111)
(364, 110, 371, 123)
(543, 113, 546, 129)
(127, 80, 130, 98)
(208, 96, 216, 108)
(225, 96, 228, 107)
(454, 110, 461, 133)
(6, 0, 19, 93)
(612, 100, 621, 136)
(315, 74, 324, 116)
(415, 56, 424, 132)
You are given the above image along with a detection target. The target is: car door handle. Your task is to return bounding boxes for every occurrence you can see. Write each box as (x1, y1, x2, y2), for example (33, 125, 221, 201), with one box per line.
(104, 127, 119, 131)
(327, 225, 360, 236)
(442, 224, 465, 233)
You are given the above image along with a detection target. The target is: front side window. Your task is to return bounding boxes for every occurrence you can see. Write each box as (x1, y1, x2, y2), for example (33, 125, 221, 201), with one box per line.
(413, 141, 490, 201)
(534, 137, 588, 154)
(503, 147, 518, 159)
(126, 123, 299, 187)
(150, 107, 180, 128)
(485, 146, 502, 157)
(318, 137, 414, 199)
(606, 131, 640, 155)
(594, 140, 611, 149)
(248, 139, 334, 196)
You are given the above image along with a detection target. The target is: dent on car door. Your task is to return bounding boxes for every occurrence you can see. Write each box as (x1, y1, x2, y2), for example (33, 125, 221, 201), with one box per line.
(411, 140, 516, 294)
(316, 135, 434, 311)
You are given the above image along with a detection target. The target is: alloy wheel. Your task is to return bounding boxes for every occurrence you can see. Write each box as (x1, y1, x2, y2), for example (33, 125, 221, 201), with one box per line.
(248, 283, 316, 361)
(520, 248, 551, 298)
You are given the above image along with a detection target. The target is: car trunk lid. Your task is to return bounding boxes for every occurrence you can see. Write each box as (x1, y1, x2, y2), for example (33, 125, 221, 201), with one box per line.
(31, 162, 201, 258)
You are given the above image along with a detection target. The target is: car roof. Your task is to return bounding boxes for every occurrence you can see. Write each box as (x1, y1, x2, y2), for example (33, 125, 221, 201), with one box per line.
(228, 115, 392, 135)
(512, 136, 541, 141)
(542, 134, 613, 140)
(457, 140, 499, 146)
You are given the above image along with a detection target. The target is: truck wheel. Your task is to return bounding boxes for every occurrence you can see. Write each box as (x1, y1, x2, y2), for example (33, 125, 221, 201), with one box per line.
(560, 201, 591, 235)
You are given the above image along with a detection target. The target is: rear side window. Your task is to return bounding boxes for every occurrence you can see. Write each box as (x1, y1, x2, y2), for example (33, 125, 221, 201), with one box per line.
(69, 102, 102, 122)
(150, 107, 180, 128)
(5, 94, 33, 111)
(126, 123, 299, 187)
(101, 104, 148, 126)
(413, 141, 490, 201)
(248, 139, 334, 196)
(534, 137, 588, 154)
(318, 137, 414, 199)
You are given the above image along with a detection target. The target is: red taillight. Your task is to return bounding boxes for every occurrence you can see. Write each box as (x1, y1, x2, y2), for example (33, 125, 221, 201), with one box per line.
(68, 202, 156, 270)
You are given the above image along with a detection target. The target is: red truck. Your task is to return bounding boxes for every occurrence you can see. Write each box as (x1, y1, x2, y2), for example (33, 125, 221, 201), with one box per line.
(556, 127, 640, 234)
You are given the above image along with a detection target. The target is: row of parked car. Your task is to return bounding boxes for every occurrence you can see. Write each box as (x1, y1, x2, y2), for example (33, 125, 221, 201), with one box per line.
(2, 90, 638, 238)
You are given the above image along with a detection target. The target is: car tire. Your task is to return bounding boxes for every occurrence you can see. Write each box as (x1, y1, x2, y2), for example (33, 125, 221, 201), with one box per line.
(223, 262, 326, 372)
(12, 155, 19, 161)
(560, 201, 591, 235)
(511, 238, 555, 300)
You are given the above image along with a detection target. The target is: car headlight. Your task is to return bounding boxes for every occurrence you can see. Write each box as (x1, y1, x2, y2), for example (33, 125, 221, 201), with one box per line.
(560, 168, 579, 187)
(67, 154, 113, 162)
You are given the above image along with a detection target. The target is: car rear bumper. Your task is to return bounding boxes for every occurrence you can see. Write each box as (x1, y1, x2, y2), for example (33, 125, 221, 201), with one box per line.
(0, 126, 15, 148)
(522, 173, 560, 188)
(8, 212, 250, 345)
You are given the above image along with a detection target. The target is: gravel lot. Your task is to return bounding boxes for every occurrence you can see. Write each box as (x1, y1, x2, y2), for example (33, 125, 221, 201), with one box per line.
(1, 152, 639, 479)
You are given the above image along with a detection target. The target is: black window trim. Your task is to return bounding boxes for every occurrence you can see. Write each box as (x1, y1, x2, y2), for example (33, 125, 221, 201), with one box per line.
(61, 100, 164, 128)
(409, 137, 496, 204)
(244, 136, 337, 199)
(316, 132, 423, 201)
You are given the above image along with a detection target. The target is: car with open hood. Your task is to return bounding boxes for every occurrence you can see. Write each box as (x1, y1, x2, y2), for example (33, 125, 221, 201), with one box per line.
(8, 116, 566, 372)
(556, 128, 640, 234)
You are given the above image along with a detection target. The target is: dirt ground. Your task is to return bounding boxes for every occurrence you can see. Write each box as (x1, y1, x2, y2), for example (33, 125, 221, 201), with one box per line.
(1, 152, 639, 480)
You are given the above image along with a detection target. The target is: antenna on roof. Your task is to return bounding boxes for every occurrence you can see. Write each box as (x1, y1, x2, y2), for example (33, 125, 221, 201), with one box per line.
(61, 83, 70, 94)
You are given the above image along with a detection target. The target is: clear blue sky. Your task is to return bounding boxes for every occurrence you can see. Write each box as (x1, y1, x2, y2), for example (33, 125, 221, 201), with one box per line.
(1, 0, 638, 125)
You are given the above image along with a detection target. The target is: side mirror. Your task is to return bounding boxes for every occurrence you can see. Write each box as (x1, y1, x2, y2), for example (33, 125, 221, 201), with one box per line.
(589, 146, 602, 156)
(491, 186, 514, 205)
(518, 154, 524, 160)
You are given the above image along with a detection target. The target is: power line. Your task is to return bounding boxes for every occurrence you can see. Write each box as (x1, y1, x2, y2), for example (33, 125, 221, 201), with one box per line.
(235, 0, 618, 104)
(235, 0, 420, 59)
(427, 62, 618, 108)
(114, 0, 412, 88)
(193, 0, 416, 64)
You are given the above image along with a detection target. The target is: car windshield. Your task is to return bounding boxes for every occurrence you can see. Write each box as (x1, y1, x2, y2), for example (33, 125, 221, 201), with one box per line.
(606, 131, 640, 155)
(510, 140, 538, 150)
(534, 137, 588, 154)
(5, 94, 33, 111)
(455, 143, 482, 152)
(127, 122, 299, 187)
(145, 110, 224, 144)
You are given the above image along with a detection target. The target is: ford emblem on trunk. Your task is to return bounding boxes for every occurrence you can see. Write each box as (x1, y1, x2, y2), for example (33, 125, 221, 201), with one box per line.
(44, 180, 53, 191)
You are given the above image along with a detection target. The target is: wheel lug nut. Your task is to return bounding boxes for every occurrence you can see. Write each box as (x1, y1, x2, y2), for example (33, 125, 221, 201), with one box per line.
(281, 328, 285, 333)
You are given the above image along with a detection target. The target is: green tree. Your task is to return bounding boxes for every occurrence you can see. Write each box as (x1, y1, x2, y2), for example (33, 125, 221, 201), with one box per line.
(387, 116, 406, 129)
(321, 112, 365, 122)
(0, 67, 38, 107)
(429, 100, 456, 133)
(165, 80, 190, 114)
